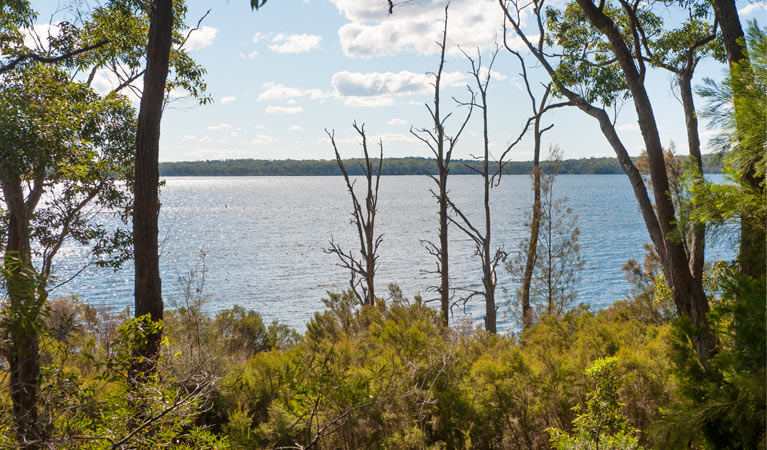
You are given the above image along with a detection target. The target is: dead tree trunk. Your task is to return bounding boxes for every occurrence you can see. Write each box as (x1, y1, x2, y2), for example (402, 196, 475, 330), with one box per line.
(501, 42, 569, 330)
(132, 0, 173, 377)
(411, 5, 472, 326)
(325, 123, 383, 306)
(449, 49, 505, 333)
(507, 52, 560, 330)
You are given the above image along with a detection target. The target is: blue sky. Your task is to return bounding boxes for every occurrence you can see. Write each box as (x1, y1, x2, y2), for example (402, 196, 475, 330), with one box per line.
(34, 0, 767, 161)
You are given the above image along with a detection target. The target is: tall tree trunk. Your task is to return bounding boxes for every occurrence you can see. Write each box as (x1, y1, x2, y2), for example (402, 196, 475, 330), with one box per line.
(434, 12, 450, 326)
(481, 89, 496, 334)
(1, 176, 41, 449)
(132, 0, 173, 376)
(711, 0, 766, 278)
(678, 71, 705, 281)
(713, 0, 747, 66)
(576, 0, 716, 360)
(439, 171, 450, 325)
(521, 116, 543, 330)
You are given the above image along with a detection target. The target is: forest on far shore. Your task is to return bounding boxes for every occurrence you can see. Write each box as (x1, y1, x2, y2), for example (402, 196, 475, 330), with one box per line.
(159, 154, 725, 176)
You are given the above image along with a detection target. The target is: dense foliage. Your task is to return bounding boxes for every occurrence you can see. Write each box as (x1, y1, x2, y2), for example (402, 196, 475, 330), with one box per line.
(0, 288, 676, 448)
(0, 0, 763, 448)
(2, 258, 762, 449)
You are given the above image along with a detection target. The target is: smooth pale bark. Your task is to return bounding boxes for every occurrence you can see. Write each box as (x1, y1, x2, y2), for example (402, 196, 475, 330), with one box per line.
(479, 85, 497, 333)
(438, 172, 450, 326)
(678, 71, 706, 281)
(520, 91, 550, 330)
(434, 31, 451, 327)
(520, 162, 540, 330)
(326, 126, 382, 307)
(132, 0, 173, 375)
(1, 175, 41, 449)
(415, 8, 472, 326)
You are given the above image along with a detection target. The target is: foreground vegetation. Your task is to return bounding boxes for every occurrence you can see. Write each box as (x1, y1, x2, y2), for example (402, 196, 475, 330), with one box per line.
(1, 0, 764, 447)
(0, 255, 763, 448)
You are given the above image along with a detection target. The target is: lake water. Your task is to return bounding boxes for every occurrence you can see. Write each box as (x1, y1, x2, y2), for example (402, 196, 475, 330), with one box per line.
(49, 174, 732, 332)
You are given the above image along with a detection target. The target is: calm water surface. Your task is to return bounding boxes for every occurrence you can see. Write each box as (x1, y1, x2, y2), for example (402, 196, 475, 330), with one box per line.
(50, 175, 731, 332)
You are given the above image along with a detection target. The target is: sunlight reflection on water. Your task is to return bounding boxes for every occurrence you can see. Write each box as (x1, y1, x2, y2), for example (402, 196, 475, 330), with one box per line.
(50, 174, 733, 333)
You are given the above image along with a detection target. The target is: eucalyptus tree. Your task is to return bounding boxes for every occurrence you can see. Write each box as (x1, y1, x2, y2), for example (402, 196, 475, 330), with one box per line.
(0, 0, 212, 440)
(704, 0, 765, 277)
(0, 0, 107, 74)
(695, 21, 766, 276)
(500, 0, 720, 360)
(0, 64, 136, 448)
(75, 0, 214, 377)
(411, 6, 473, 326)
(122, 0, 264, 376)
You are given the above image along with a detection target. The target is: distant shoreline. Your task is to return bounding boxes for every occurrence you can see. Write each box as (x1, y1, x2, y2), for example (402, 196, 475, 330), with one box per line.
(159, 155, 723, 177)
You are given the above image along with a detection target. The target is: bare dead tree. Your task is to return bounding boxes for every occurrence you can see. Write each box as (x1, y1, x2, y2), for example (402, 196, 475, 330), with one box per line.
(500, 0, 716, 359)
(410, 5, 473, 326)
(324, 123, 383, 306)
(501, 47, 570, 330)
(447, 47, 506, 333)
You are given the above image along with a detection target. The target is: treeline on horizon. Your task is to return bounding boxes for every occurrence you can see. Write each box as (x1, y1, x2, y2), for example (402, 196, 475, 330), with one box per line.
(159, 153, 725, 176)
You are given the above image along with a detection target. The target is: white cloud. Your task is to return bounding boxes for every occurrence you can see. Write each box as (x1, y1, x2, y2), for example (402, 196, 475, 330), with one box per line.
(208, 123, 234, 130)
(387, 118, 408, 125)
(318, 132, 418, 144)
(289, 125, 304, 130)
(332, 70, 464, 97)
(331, 0, 502, 58)
(221, 96, 237, 104)
(375, 133, 419, 144)
(616, 123, 640, 132)
(479, 67, 508, 81)
(183, 26, 218, 51)
(343, 96, 395, 107)
(185, 147, 257, 160)
(258, 82, 329, 101)
(266, 105, 304, 114)
(739, 2, 767, 15)
(199, 136, 213, 143)
(23, 23, 61, 51)
(247, 50, 259, 58)
(253, 32, 270, 43)
(90, 66, 143, 102)
(182, 135, 198, 141)
(251, 134, 280, 144)
(268, 33, 322, 53)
